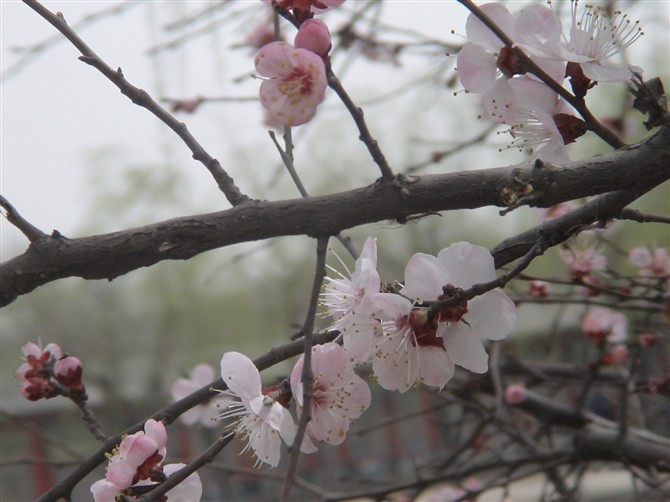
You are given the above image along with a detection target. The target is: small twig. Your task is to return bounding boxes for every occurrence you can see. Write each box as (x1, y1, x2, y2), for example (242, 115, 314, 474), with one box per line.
(619, 208, 670, 225)
(456, 0, 625, 150)
(22, 0, 249, 207)
(0, 195, 48, 242)
(268, 130, 358, 259)
(281, 236, 329, 502)
(428, 237, 547, 320)
(326, 65, 395, 179)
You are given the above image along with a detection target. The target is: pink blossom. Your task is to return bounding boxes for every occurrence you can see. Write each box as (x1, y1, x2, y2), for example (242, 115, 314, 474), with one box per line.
(217, 352, 315, 468)
(529, 280, 551, 298)
(261, 0, 344, 15)
(629, 246, 670, 279)
(15, 341, 64, 401)
(457, 3, 564, 95)
(499, 78, 585, 163)
(106, 419, 168, 488)
(322, 237, 381, 363)
(456, 1, 566, 135)
(368, 242, 517, 392)
(53, 356, 85, 396)
(559, 242, 608, 279)
(171, 364, 222, 428)
(295, 19, 332, 57)
(255, 41, 327, 126)
(551, 2, 643, 84)
(290, 342, 371, 445)
(91, 463, 202, 502)
(581, 307, 628, 344)
(505, 384, 528, 404)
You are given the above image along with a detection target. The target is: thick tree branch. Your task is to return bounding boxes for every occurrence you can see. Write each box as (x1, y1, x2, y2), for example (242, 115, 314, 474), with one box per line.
(3, 126, 669, 307)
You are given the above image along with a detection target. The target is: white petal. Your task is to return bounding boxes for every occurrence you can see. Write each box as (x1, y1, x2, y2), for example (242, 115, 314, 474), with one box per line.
(443, 329, 490, 373)
(466, 3, 514, 52)
(372, 331, 419, 393)
(457, 43, 498, 94)
(418, 346, 455, 390)
(220, 352, 261, 401)
(463, 290, 517, 341)
(403, 253, 444, 301)
(437, 242, 497, 288)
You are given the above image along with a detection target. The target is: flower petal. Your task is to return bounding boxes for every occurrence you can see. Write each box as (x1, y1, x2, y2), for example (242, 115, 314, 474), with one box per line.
(220, 352, 261, 401)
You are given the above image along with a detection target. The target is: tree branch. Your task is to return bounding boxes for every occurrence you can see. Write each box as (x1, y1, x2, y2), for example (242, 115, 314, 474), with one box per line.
(3, 126, 669, 307)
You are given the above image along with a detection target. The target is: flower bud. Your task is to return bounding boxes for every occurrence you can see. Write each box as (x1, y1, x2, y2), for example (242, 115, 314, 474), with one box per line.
(505, 384, 527, 404)
(295, 19, 331, 57)
(54, 356, 84, 390)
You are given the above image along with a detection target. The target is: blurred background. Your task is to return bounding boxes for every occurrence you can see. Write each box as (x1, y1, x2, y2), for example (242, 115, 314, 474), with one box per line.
(1, 1, 668, 500)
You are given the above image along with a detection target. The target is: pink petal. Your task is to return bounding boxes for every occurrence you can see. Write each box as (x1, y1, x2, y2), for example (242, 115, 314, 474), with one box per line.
(457, 43, 498, 94)
(465, 3, 514, 52)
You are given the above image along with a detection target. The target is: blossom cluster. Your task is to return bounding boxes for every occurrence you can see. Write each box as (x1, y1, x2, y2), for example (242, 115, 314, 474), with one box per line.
(90, 419, 202, 502)
(15, 341, 85, 401)
(322, 238, 517, 392)
(456, 1, 643, 162)
(254, 1, 340, 126)
(216, 344, 370, 468)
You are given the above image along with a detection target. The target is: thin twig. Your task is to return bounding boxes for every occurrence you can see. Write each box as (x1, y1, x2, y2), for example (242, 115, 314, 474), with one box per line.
(326, 65, 395, 179)
(22, 0, 249, 207)
(0, 195, 48, 243)
(280, 236, 329, 502)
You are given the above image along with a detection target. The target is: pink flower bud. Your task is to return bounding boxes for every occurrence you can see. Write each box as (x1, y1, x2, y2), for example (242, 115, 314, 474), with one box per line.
(505, 384, 527, 404)
(529, 280, 551, 298)
(295, 19, 331, 57)
(54, 356, 84, 390)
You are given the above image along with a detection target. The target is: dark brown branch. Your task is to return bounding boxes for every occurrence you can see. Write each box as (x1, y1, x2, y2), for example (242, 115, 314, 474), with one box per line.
(3, 126, 669, 307)
(21, 0, 249, 207)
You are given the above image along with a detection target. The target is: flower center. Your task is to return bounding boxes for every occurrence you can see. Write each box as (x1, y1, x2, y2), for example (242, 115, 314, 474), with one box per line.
(496, 46, 526, 78)
(279, 69, 315, 103)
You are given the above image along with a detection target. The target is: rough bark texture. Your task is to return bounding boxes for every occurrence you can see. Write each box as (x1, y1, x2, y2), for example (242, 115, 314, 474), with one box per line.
(2, 126, 669, 307)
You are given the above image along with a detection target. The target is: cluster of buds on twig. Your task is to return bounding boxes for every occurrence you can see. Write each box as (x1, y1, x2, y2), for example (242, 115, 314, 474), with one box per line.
(15, 341, 85, 401)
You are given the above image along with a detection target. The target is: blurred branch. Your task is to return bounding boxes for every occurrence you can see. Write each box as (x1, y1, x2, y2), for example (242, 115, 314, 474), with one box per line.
(3, 125, 669, 307)
(1, 1, 139, 83)
(21, 0, 250, 208)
